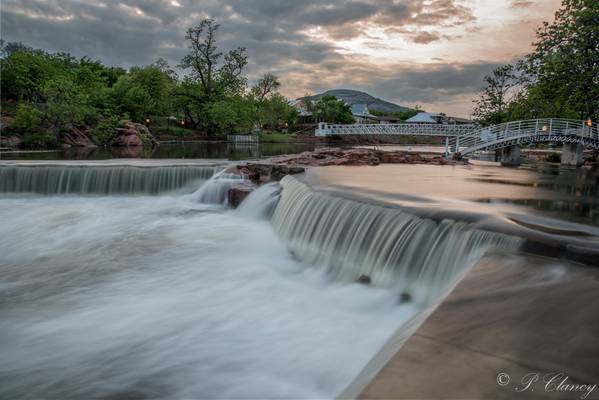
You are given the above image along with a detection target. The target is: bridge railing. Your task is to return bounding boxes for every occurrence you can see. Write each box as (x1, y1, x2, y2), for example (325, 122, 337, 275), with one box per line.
(316, 122, 478, 137)
(449, 119, 599, 155)
(227, 134, 259, 144)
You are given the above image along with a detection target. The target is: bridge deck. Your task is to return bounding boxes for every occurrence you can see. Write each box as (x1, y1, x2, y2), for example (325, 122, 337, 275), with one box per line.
(316, 119, 599, 156)
(316, 123, 476, 137)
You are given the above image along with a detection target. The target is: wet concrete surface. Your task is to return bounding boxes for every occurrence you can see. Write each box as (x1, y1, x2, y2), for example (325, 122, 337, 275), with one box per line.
(359, 253, 599, 399)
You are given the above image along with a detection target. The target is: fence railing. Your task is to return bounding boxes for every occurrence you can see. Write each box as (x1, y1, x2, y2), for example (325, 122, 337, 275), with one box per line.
(227, 135, 259, 144)
(448, 119, 599, 155)
(316, 122, 477, 137)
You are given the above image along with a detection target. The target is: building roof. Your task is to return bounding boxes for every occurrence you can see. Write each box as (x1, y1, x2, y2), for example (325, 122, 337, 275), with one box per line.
(405, 112, 438, 123)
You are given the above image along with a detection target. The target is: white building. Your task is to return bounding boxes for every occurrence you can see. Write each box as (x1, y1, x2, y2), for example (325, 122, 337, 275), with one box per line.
(351, 104, 378, 124)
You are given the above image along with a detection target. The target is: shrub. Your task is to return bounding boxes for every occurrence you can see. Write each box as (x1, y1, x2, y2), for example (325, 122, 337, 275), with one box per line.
(22, 132, 57, 148)
(92, 115, 120, 145)
(546, 152, 561, 163)
(12, 102, 44, 134)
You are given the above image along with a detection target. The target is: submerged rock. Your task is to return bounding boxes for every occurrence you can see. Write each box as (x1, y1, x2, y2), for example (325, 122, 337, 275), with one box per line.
(399, 292, 412, 304)
(357, 275, 372, 285)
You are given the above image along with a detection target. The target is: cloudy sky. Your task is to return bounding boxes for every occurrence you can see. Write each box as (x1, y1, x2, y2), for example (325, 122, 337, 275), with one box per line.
(1, 0, 561, 117)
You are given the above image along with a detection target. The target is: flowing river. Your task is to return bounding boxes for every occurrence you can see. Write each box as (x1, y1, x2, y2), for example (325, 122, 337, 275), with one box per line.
(0, 160, 597, 399)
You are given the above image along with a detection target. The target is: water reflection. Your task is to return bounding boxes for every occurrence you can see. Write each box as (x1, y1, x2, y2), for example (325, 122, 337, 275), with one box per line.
(306, 163, 599, 227)
(1, 142, 317, 161)
(478, 198, 599, 226)
(468, 163, 598, 198)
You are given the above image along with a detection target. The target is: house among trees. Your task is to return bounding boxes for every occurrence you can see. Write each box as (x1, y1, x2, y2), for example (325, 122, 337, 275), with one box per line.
(288, 99, 315, 123)
(351, 104, 378, 124)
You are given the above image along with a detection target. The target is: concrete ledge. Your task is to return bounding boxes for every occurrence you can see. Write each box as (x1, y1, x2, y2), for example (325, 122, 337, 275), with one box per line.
(359, 253, 599, 399)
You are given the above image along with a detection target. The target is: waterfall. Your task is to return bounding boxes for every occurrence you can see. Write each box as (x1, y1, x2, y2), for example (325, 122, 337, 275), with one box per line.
(236, 182, 281, 219)
(0, 165, 220, 195)
(271, 176, 521, 305)
(191, 170, 247, 205)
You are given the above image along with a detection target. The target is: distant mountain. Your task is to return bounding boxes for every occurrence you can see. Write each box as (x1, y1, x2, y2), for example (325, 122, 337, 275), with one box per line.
(300, 89, 412, 114)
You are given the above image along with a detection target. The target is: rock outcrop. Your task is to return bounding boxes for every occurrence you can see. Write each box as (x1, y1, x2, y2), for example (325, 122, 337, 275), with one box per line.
(268, 147, 464, 166)
(219, 164, 305, 208)
(237, 164, 306, 183)
(227, 182, 256, 208)
(218, 147, 465, 209)
(223, 147, 464, 208)
(111, 122, 157, 147)
(0, 135, 22, 149)
(61, 128, 98, 148)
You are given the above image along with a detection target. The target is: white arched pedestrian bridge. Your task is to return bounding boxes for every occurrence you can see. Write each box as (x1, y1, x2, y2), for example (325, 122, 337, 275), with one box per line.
(316, 119, 599, 157)
(315, 122, 477, 137)
(449, 118, 599, 156)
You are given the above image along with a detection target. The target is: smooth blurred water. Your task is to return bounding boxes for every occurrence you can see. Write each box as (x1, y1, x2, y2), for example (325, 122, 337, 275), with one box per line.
(0, 142, 317, 161)
(0, 162, 574, 399)
(307, 163, 599, 227)
(0, 164, 220, 194)
(0, 192, 418, 399)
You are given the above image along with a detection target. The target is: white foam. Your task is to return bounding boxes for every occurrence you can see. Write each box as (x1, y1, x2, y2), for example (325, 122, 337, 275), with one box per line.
(0, 195, 416, 399)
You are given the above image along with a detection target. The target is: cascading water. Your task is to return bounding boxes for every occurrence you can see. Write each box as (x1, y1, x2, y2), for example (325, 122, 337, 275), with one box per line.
(270, 176, 521, 305)
(0, 165, 220, 195)
(236, 182, 281, 219)
(0, 165, 523, 399)
(190, 170, 246, 205)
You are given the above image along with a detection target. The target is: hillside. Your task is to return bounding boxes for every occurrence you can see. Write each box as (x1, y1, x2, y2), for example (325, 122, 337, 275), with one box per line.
(300, 89, 412, 113)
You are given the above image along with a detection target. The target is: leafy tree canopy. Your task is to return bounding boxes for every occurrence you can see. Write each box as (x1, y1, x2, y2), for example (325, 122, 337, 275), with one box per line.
(473, 0, 598, 123)
(313, 95, 355, 124)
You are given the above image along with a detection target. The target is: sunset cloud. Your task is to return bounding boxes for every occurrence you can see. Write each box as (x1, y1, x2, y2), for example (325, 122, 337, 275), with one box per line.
(0, 0, 560, 116)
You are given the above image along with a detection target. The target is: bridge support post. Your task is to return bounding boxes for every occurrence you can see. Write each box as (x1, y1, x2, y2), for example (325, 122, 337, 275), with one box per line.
(444, 137, 449, 157)
(316, 122, 324, 137)
(561, 143, 583, 166)
(496, 146, 520, 166)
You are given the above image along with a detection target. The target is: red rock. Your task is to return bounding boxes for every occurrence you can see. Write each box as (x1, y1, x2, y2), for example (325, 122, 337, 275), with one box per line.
(112, 134, 143, 147)
(0, 135, 23, 149)
(227, 183, 255, 208)
(111, 122, 157, 147)
(266, 147, 467, 167)
(61, 128, 98, 148)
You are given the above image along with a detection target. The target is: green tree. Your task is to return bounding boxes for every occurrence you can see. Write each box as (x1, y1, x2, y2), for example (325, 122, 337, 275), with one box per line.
(0, 43, 79, 102)
(177, 19, 248, 134)
(206, 96, 255, 134)
(369, 108, 420, 121)
(523, 0, 599, 120)
(43, 77, 96, 134)
(249, 74, 297, 129)
(251, 73, 281, 101)
(11, 102, 44, 133)
(475, 1, 599, 122)
(11, 102, 57, 148)
(111, 65, 174, 121)
(313, 95, 355, 123)
(472, 64, 517, 124)
(257, 94, 298, 128)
